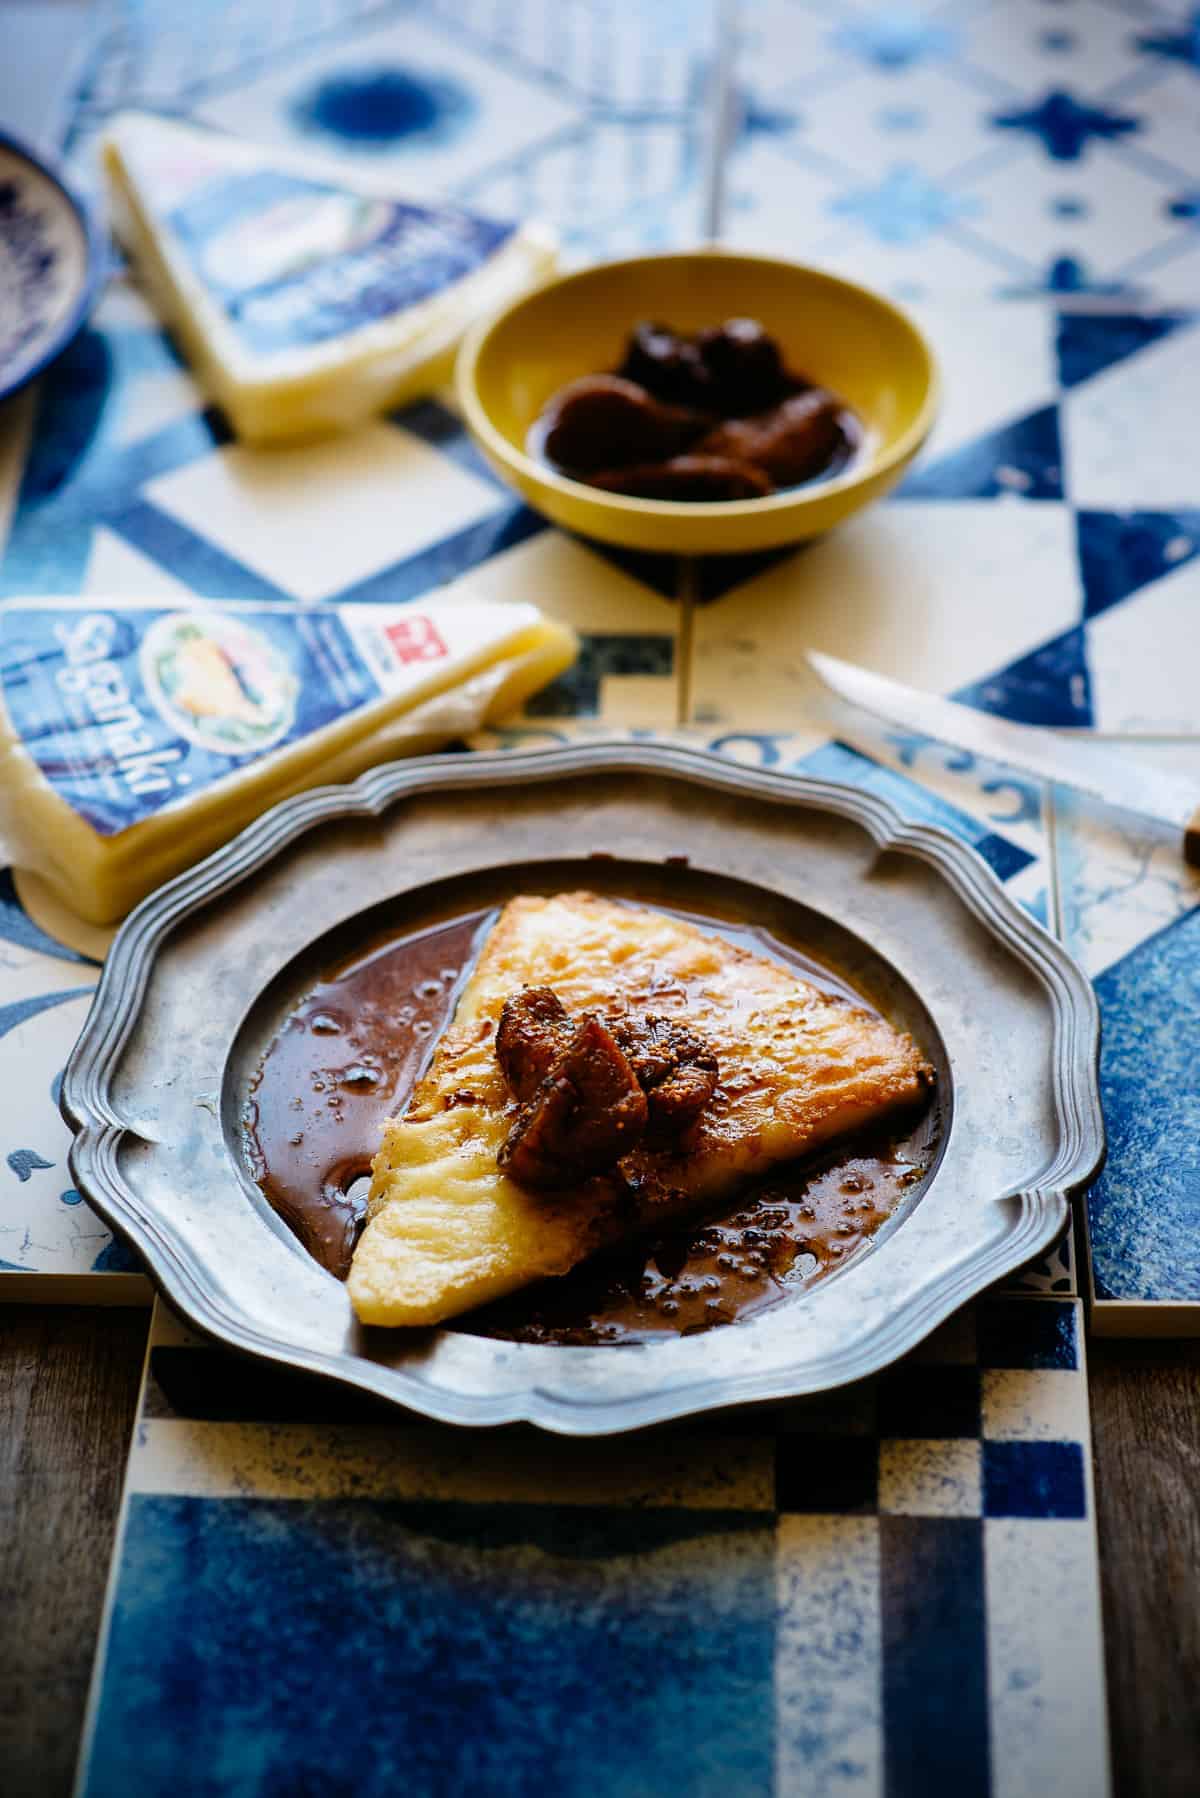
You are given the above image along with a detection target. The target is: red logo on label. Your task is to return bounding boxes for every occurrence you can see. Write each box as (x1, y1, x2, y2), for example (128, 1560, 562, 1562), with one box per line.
(384, 615, 449, 665)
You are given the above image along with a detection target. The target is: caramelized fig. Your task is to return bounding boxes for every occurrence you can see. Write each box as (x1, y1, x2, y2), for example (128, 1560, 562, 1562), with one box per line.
(588, 455, 775, 501)
(617, 321, 714, 409)
(499, 1015, 649, 1190)
(609, 1014, 720, 1137)
(496, 987, 572, 1100)
(537, 374, 712, 474)
(695, 318, 797, 415)
(696, 390, 848, 488)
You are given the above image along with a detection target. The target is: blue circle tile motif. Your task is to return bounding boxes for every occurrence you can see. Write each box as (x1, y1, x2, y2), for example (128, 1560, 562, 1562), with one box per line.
(288, 66, 474, 151)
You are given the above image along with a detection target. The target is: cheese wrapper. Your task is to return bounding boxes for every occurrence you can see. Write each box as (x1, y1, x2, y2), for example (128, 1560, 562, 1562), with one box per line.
(0, 596, 576, 924)
(103, 112, 557, 443)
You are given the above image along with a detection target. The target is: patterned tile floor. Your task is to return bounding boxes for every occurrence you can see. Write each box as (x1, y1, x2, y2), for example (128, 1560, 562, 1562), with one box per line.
(3, 1, 1199, 1789)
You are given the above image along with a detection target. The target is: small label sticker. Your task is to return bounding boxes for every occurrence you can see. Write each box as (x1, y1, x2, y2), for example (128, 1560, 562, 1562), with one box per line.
(384, 614, 449, 666)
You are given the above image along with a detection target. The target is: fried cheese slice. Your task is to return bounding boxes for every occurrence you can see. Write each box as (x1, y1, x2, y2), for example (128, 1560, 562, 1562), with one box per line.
(348, 892, 931, 1326)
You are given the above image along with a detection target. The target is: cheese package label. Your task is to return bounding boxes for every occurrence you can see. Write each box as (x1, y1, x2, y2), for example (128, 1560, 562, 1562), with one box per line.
(1, 599, 528, 836)
(163, 166, 516, 358)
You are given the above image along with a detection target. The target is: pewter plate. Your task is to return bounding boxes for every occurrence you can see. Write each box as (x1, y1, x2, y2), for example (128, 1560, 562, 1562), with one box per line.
(62, 744, 1103, 1434)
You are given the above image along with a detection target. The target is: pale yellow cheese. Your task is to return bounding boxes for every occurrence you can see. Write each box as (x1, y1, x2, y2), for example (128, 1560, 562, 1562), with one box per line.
(103, 112, 557, 443)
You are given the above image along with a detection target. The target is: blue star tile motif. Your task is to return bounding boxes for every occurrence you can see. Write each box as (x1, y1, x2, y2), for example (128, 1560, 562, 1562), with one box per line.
(1136, 12, 1200, 71)
(832, 10, 955, 71)
(991, 90, 1141, 161)
(831, 163, 979, 244)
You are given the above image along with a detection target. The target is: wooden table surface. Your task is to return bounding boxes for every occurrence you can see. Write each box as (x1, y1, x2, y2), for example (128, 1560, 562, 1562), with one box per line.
(1, 1304, 1196, 1798)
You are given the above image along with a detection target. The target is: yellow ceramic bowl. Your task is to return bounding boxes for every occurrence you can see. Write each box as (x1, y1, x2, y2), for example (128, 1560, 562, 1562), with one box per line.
(456, 249, 939, 555)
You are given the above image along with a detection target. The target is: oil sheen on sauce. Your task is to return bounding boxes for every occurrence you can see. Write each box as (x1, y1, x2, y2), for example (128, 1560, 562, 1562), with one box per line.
(245, 901, 936, 1339)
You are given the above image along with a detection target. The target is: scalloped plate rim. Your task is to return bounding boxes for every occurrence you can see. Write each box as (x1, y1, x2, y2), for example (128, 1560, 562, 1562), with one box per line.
(62, 742, 1105, 1433)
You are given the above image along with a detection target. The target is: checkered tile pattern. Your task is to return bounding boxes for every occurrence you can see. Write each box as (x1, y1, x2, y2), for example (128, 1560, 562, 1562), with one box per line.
(74, 1295, 1107, 1798)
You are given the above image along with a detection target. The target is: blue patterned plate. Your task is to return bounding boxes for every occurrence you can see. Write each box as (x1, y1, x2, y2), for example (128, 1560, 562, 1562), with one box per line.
(0, 130, 99, 405)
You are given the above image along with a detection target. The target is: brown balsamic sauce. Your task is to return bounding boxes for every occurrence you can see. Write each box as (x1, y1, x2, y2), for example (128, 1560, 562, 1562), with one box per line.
(246, 901, 936, 1338)
(244, 911, 489, 1279)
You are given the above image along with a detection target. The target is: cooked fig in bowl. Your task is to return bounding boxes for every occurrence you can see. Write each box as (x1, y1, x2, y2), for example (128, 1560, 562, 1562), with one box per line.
(530, 317, 862, 502)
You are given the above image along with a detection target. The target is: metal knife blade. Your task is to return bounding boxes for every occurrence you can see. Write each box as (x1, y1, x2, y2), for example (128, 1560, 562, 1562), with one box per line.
(806, 650, 1200, 863)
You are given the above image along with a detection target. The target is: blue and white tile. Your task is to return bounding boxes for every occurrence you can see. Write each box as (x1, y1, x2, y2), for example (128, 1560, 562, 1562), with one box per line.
(426, 0, 714, 115)
(76, 1293, 1107, 1797)
(960, 0, 1150, 97)
(142, 419, 508, 603)
(723, 139, 1015, 299)
(902, 299, 1058, 467)
(757, 64, 1003, 183)
(1054, 743, 1200, 1321)
(687, 501, 1083, 731)
(82, 526, 200, 600)
(1086, 555, 1200, 732)
(1061, 314, 1200, 511)
(962, 140, 1185, 279)
(1132, 234, 1200, 309)
(0, 981, 123, 1282)
(877, 1437, 982, 1516)
(984, 1520, 1109, 1798)
(1112, 57, 1200, 177)
(450, 530, 681, 726)
(460, 120, 705, 261)
(774, 1514, 883, 1798)
(1054, 742, 1200, 979)
(730, 1, 847, 103)
(195, 14, 582, 195)
(1076, 900, 1200, 1322)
